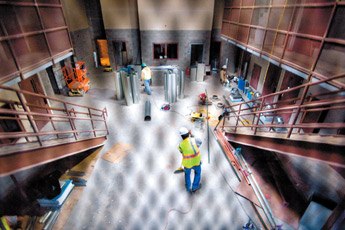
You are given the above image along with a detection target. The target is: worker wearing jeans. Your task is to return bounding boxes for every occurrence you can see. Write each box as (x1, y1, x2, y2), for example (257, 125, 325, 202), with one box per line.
(178, 127, 202, 193)
(141, 63, 152, 95)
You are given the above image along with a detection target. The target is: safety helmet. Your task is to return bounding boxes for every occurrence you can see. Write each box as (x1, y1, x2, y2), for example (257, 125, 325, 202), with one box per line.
(222, 65, 227, 69)
(179, 127, 189, 136)
(142, 62, 147, 68)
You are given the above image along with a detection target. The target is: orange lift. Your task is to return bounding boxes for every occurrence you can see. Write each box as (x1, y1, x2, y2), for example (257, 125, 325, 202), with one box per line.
(62, 62, 90, 96)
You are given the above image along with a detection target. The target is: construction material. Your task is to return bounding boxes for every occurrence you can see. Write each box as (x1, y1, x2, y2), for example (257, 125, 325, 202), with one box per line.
(161, 104, 170, 111)
(131, 71, 140, 104)
(37, 180, 74, 208)
(39, 211, 52, 224)
(101, 142, 134, 163)
(62, 62, 90, 96)
(114, 71, 124, 100)
(196, 63, 205, 82)
(43, 210, 60, 230)
(179, 70, 185, 99)
(97, 39, 110, 67)
(121, 71, 134, 106)
(145, 100, 151, 121)
(164, 72, 178, 104)
(190, 66, 197, 81)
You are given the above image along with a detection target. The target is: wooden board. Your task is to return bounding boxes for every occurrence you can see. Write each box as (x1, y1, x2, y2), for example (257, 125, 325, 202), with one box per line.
(101, 142, 134, 164)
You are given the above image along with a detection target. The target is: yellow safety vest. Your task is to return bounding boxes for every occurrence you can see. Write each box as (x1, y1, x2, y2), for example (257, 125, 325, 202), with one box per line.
(0, 217, 10, 230)
(178, 137, 201, 168)
(141, 67, 152, 80)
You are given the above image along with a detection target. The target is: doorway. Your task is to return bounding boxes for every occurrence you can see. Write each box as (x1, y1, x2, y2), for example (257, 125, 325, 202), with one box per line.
(190, 44, 204, 66)
(18, 74, 50, 131)
(250, 64, 261, 90)
(209, 41, 221, 70)
(262, 63, 281, 103)
(0, 104, 23, 144)
(113, 41, 128, 70)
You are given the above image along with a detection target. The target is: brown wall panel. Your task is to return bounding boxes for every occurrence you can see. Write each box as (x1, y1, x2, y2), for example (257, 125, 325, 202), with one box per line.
(328, 6, 345, 40)
(268, 7, 294, 30)
(46, 30, 71, 55)
(248, 28, 265, 49)
(39, 7, 66, 29)
(239, 9, 253, 25)
(237, 26, 249, 43)
(0, 41, 18, 79)
(252, 8, 269, 27)
(230, 9, 240, 22)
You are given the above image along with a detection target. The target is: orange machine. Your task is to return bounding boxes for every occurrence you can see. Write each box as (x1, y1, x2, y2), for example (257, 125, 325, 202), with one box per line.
(62, 62, 90, 96)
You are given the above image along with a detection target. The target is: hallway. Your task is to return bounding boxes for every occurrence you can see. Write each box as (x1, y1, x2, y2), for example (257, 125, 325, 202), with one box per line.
(55, 69, 271, 230)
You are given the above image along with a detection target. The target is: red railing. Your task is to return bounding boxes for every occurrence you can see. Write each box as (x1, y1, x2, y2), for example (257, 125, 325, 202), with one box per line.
(0, 85, 108, 153)
(217, 73, 345, 140)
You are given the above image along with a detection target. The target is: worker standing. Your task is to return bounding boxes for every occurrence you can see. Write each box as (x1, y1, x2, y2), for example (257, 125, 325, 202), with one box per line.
(220, 65, 227, 84)
(178, 127, 202, 193)
(141, 63, 152, 95)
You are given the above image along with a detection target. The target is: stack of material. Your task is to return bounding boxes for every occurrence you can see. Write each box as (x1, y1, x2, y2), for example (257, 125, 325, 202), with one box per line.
(114, 71, 124, 100)
(190, 66, 197, 81)
(164, 72, 178, 104)
(119, 70, 140, 106)
(37, 180, 74, 208)
(197, 63, 205, 82)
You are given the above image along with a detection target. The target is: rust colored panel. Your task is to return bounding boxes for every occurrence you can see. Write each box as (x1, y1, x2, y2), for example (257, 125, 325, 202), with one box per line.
(46, 30, 71, 55)
(283, 35, 321, 69)
(242, 0, 255, 6)
(328, 6, 345, 40)
(230, 9, 240, 22)
(263, 31, 286, 58)
(8, 0, 34, 3)
(252, 8, 269, 27)
(0, 41, 18, 79)
(11, 34, 50, 69)
(290, 7, 333, 37)
(250, 63, 262, 90)
(37, 0, 60, 3)
(221, 22, 230, 37)
(229, 24, 239, 40)
(231, 0, 241, 7)
(0, 5, 41, 35)
(240, 9, 253, 25)
(0, 136, 106, 177)
(39, 7, 65, 29)
(223, 8, 230, 21)
(248, 28, 265, 49)
(315, 43, 345, 84)
(268, 7, 294, 30)
(237, 26, 249, 43)
(225, 132, 345, 168)
(295, 0, 335, 3)
(255, 0, 270, 5)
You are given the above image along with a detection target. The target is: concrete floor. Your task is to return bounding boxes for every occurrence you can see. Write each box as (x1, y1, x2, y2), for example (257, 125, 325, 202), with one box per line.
(54, 68, 282, 230)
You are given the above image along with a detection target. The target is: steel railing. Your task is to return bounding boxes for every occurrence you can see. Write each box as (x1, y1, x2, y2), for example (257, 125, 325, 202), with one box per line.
(0, 85, 108, 152)
(217, 73, 345, 139)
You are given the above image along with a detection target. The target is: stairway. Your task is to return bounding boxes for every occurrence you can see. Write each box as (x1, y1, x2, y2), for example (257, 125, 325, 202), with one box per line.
(0, 85, 109, 177)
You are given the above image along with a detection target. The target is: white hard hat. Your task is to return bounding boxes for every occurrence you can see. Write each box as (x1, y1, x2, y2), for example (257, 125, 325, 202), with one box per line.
(179, 127, 189, 135)
(222, 65, 227, 69)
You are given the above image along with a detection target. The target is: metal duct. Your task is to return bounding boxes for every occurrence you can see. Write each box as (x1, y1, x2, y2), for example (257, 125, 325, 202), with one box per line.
(121, 71, 133, 106)
(167, 73, 173, 103)
(171, 73, 177, 103)
(114, 71, 124, 100)
(190, 66, 197, 81)
(197, 63, 205, 82)
(164, 72, 168, 101)
(144, 100, 151, 121)
(179, 70, 185, 99)
(130, 71, 140, 104)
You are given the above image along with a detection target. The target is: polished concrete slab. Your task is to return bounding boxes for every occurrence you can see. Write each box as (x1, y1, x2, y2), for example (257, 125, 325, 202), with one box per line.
(55, 69, 286, 230)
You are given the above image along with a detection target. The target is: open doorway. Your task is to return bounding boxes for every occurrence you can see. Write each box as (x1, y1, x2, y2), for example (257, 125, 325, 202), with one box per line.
(18, 75, 50, 131)
(262, 63, 281, 103)
(210, 41, 221, 70)
(113, 40, 128, 70)
(190, 43, 204, 66)
(0, 104, 23, 145)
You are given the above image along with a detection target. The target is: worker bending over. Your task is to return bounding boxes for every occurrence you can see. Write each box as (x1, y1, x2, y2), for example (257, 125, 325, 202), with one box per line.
(220, 65, 227, 84)
(141, 63, 152, 95)
(178, 127, 202, 193)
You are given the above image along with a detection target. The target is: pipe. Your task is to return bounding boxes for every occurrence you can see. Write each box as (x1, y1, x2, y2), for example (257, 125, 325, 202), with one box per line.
(164, 72, 168, 101)
(171, 73, 177, 103)
(130, 71, 140, 104)
(114, 71, 124, 100)
(145, 100, 151, 121)
(179, 70, 185, 99)
(121, 71, 133, 106)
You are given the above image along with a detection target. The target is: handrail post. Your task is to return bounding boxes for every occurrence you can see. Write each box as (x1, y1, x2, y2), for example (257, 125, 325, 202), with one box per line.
(287, 85, 310, 138)
(254, 97, 265, 135)
(16, 92, 43, 146)
(102, 108, 109, 135)
(297, 96, 313, 134)
(88, 108, 96, 137)
(64, 103, 78, 140)
(235, 104, 242, 132)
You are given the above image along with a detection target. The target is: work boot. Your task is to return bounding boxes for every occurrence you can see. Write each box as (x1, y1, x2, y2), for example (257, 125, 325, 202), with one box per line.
(191, 183, 202, 193)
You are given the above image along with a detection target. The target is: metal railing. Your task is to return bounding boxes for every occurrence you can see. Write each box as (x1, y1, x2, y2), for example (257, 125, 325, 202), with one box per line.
(0, 85, 108, 152)
(218, 73, 345, 139)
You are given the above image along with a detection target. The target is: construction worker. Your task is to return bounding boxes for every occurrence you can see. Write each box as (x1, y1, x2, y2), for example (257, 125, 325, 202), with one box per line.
(0, 217, 10, 230)
(178, 127, 202, 193)
(141, 63, 152, 95)
(220, 65, 227, 84)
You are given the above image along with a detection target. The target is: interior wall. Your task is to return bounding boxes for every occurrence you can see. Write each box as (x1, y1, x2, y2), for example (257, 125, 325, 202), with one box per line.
(61, 0, 89, 32)
(212, 0, 224, 30)
(246, 55, 269, 93)
(138, 0, 215, 31)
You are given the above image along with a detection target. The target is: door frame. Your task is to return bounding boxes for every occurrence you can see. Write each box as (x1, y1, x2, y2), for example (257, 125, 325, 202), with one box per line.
(190, 43, 205, 66)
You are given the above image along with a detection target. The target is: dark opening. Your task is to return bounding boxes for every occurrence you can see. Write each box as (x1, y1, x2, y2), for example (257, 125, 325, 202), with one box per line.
(210, 41, 221, 70)
(46, 67, 60, 94)
(113, 41, 128, 68)
(0, 104, 22, 144)
(190, 44, 204, 66)
(153, 44, 166, 59)
(167, 44, 178, 59)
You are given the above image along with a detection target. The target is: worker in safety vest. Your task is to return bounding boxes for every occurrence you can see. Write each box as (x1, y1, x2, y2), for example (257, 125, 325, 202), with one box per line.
(141, 63, 152, 95)
(178, 127, 202, 193)
(0, 217, 10, 230)
(220, 65, 227, 84)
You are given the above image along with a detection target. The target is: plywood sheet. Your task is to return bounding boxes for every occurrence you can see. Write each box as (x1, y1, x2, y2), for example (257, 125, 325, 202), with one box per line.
(101, 142, 134, 164)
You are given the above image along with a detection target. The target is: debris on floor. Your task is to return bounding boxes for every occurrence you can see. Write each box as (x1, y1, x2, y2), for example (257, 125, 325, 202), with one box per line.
(160, 103, 170, 111)
(101, 142, 134, 163)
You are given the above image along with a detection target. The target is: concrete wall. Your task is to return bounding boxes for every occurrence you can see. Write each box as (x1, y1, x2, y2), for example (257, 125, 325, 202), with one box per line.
(138, 0, 215, 31)
(61, 0, 89, 32)
(212, 0, 224, 30)
(140, 30, 211, 71)
(246, 54, 269, 93)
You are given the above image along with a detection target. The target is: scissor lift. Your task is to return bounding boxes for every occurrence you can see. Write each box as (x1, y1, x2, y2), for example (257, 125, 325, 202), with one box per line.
(62, 62, 90, 96)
